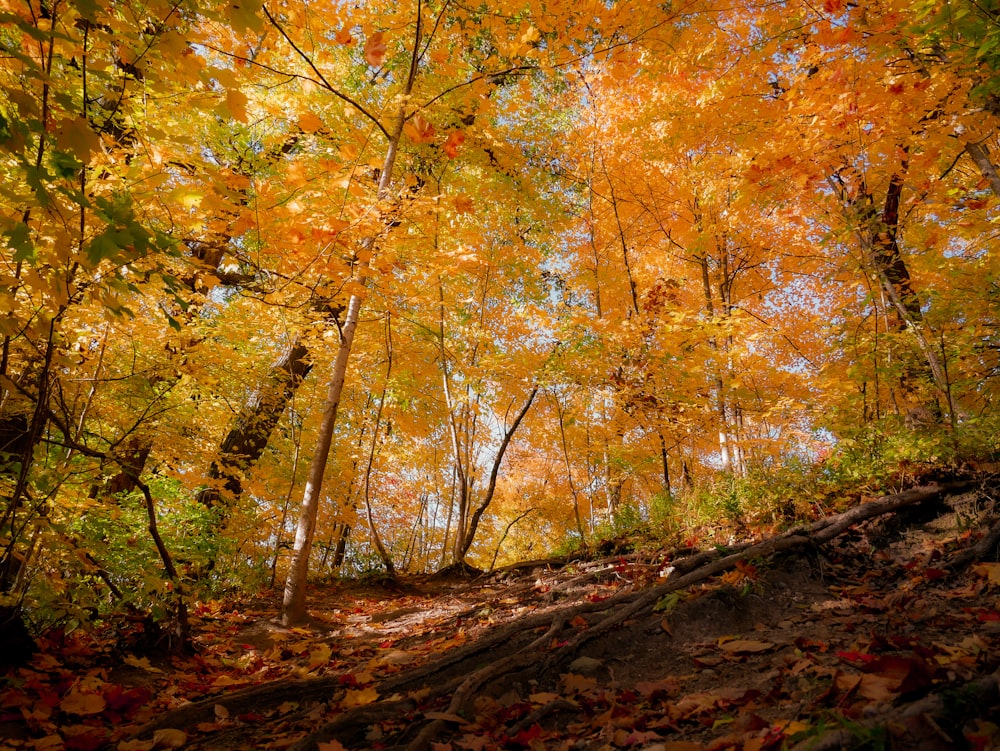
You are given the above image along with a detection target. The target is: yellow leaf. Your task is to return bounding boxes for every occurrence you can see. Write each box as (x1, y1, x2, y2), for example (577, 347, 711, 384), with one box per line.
(342, 686, 378, 707)
(123, 654, 164, 674)
(60, 690, 106, 715)
(973, 563, 1000, 586)
(403, 113, 436, 145)
(168, 187, 204, 209)
(307, 642, 333, 668)
(55, 117, 102, 162)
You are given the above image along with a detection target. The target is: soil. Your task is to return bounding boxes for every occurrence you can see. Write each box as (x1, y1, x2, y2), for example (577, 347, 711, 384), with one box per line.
(2, 476, 1000, 751)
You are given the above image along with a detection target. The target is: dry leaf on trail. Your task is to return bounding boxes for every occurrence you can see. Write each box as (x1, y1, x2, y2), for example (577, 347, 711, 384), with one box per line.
(560, 673, 598, 693)
(528, 692, 562, 704)
(60, 690, 106, 715)
(719, 639, 776, 654)
(973, 563, 1000, 586)
(317, 741, 348, 751)
(307, 642, 333, 668)
(343, 686, 379, 707)
(123, 655, 163, 674)
(151, 728, 186, 749)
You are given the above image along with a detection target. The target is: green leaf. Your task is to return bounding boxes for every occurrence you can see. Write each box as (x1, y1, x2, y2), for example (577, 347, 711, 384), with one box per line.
(5, 223, 35, 263)
(49, 149, 81, 179)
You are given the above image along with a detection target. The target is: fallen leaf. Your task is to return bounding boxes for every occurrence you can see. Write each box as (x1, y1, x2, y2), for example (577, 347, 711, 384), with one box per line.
(307, 642, 333, 668)
(60, 690, 106, 715)
(124, 655, 163, 673)
(973, 563, 1000, 586)
(528, 692, 562, 704)
(151, 728, 186, 749)
(343, 686, 378, 707)
(560, 673, 597, 693)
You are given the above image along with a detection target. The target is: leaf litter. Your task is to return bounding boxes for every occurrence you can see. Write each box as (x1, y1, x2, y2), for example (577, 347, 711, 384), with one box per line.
(1, 477, 999, 751)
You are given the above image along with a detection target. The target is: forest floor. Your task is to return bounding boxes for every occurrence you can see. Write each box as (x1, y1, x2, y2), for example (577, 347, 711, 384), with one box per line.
(3, 474, 1000, 751)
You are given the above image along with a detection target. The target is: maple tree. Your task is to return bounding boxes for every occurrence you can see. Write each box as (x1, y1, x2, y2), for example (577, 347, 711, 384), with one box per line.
(4, 0, 1000, 748)
(1, 0, 999, 650)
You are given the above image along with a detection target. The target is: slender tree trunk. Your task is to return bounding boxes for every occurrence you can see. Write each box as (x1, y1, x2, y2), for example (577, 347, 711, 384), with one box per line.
(457, 386, 538, 562)
(280, 4, 421, 625)
(361, 313, 396, 575)
(281, 288, 366, 624)
(554, 393, 587, 542)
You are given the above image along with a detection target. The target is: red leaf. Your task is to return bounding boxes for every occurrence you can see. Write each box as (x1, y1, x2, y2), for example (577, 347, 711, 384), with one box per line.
(836, 650, 876, 665)
(443, 130, 465, 158)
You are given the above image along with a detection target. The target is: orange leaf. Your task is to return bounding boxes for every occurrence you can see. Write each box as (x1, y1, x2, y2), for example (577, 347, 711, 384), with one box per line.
(334, 28, 353, 45)
(299, 112, 325, 133)
(718, 639, 775, 654)
(443, 130, 465, 158)
(365, 32, 387, 67)
(60, 690, 106, 715)
(403, 114, 436, 145)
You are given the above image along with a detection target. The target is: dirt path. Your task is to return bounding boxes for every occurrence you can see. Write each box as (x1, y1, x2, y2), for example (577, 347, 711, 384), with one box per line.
(2, 477, 1000, 751)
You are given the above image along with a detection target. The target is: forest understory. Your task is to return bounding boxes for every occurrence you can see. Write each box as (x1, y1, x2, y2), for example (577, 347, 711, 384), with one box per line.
(3, 470, 1000, 751)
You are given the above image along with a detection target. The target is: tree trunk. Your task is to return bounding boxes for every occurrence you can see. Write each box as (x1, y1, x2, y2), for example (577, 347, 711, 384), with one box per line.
(832, 165, 950, 417)
(965, 139, 1000, 198)
(281, 286, 367, 624)
(456, 386, 538, 562)
(280, 4, 421, 625)
(198, 339, 312, 509)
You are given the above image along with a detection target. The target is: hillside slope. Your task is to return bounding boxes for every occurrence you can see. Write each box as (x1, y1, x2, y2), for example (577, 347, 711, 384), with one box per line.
(2, 475, 1000, 751)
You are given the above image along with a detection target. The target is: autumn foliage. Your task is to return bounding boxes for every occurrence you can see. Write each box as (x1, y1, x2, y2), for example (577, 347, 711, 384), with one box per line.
(1, 0, 1000, 636)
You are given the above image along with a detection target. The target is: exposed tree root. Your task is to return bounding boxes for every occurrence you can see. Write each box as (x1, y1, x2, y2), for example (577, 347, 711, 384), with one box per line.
(133, 479, 984, 751)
